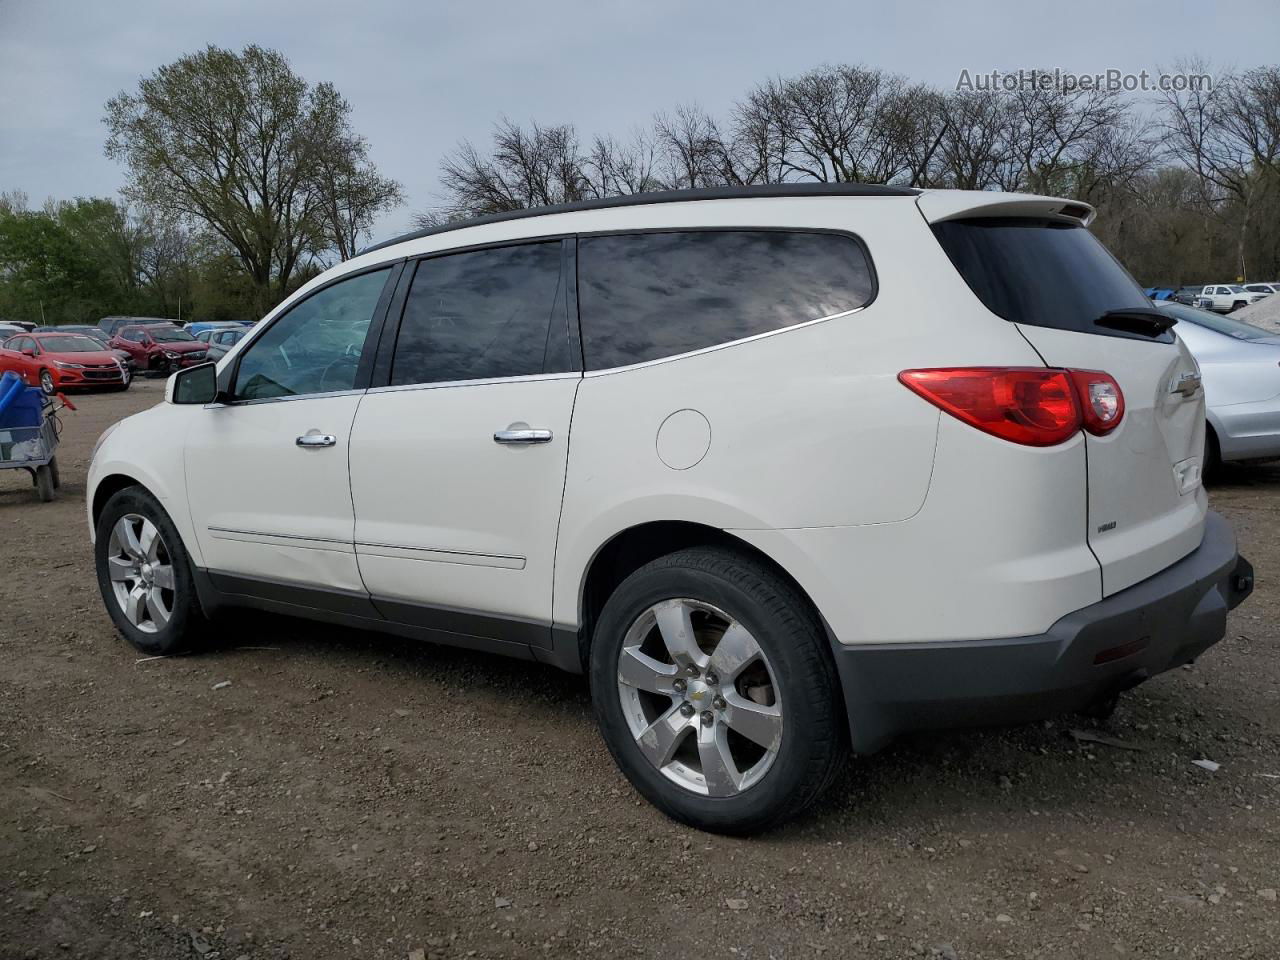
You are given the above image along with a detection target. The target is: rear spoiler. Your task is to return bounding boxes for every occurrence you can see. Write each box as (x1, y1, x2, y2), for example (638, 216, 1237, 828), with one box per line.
(916, 190, 1095, 227)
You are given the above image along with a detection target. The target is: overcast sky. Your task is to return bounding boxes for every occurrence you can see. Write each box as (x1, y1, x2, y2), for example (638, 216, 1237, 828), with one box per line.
(2, 0, 1276, 244)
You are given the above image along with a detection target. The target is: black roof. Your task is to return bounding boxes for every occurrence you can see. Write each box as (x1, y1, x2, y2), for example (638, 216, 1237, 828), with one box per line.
(363, 182, 918, 255)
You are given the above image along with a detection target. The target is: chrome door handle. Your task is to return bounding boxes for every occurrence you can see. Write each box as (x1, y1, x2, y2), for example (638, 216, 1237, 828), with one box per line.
(493, 428, 553, 445)
(296, 434, 337, 448)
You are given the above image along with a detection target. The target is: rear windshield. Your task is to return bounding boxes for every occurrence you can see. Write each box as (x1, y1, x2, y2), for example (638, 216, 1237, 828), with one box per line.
(932, 218, 1154, 338)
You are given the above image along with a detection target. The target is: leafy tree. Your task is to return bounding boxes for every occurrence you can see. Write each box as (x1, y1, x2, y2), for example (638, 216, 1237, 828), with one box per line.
(104, 45, 402, 312)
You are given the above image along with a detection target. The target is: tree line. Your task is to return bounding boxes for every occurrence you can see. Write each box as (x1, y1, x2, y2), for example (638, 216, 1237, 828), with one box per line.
(2, 52, 1278, 328)
(424, 58, 1280, 286)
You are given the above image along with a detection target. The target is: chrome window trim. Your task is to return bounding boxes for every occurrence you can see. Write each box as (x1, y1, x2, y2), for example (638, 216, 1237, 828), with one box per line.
(364, 370, 581, 396)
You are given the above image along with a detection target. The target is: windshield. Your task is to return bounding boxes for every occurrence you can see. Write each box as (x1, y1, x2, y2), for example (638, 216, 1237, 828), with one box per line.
(37, 335, 109, 353)
(931, 218, 1153, 339)
(150, 327, 196, 343)
(1158, 301, 1275, 341)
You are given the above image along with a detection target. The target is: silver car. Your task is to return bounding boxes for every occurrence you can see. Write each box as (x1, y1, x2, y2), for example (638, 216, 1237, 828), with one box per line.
(1156, 300, 1280, 467)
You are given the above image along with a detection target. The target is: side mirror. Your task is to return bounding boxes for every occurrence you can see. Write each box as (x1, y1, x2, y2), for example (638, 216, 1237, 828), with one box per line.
(168, 362, 219, 405)
(21, 348, 35, 358)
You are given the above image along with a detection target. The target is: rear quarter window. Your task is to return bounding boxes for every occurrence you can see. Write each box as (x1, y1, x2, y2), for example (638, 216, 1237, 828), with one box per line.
(932, 218, 1157, 340)
(577, 230, 875, 370)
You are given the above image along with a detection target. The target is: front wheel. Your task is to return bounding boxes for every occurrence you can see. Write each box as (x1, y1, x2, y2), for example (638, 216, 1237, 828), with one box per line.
(590, 547, 846, 834)
(39, 369, 55, 395)
(94, 486, 208, 654)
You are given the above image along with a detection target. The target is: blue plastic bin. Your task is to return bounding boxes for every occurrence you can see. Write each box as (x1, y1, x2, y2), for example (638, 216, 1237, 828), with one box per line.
(0, 371, 45, 428)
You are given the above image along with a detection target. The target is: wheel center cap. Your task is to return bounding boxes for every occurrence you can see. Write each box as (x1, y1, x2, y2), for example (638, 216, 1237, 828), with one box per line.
(140, 562, 153, 583)
(685, 679, 713, 704)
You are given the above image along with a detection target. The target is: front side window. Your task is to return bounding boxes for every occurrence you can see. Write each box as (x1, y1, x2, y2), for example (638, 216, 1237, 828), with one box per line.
(390, 240, 571, 387)
(577, 230, 875, 370)
(122, 329, 146, 343)
(233, 267, 391, 400)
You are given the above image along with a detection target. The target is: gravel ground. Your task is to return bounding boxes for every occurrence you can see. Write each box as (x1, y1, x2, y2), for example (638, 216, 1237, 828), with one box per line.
(1, 380, 1278, 960)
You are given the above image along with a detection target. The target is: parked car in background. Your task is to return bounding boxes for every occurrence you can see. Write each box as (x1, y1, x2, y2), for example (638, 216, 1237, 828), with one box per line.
(1143, 287, 1176, 300)
(108, 324, 209, 373)
(1172, 285, 1206, 305)
(89, 184, 1252, 834)
(1243, 283, 1280, 297)
(194, 326, 248, 360)
(98, 316, 180, 337)
(1154, 300, 1280, 469)
(0, 332, 131, 394)
(185, 320, 253, 337)
(34, 326, 136, 372)
(0, 323, 26, 339)
(1196, 285, 1268, 313)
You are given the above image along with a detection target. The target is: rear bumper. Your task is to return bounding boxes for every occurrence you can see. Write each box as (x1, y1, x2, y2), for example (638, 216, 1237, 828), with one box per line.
(833, 511, 1253, 754)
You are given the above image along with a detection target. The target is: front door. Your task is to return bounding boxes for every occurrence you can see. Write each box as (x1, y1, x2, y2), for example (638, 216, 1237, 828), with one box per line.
(349, 239, 580, 645)
(185, 266, 396, 600)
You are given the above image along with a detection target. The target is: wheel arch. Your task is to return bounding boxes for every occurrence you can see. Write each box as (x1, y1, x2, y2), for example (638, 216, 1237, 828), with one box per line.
(571, 520, 827, 672)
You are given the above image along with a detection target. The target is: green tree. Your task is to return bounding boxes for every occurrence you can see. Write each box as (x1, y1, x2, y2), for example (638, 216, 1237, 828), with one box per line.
(104, 45, 402, 313)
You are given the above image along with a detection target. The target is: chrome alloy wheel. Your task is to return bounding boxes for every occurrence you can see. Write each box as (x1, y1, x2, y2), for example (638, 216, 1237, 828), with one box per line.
(106, 514, 175, 634)
(616, 599, 783, 797)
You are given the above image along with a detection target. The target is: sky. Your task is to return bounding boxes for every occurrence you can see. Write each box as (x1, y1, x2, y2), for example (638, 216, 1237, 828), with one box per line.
(1, 0, 1277, 244)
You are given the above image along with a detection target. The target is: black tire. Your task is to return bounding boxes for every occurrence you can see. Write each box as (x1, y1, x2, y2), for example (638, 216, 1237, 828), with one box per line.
(94, 485, 208, 655)
(35, 464, 55, 502)
(49, 455, 60, 489)
(590, 546, 846, 834)
(38, 369, 55, 396)
(1203, 425, 1222, 481)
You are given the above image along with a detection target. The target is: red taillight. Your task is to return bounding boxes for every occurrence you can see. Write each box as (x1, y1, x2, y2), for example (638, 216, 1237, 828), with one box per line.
(899, 367, 1125, 447)
(1068, 369, 1124, 435)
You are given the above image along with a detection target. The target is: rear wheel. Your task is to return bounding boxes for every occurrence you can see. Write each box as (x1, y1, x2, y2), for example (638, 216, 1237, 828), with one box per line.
(34, 464, 55, 502)
(49, 455, 60, 489)
(590, 546, 846, 834)
(94, 486, 208, 655)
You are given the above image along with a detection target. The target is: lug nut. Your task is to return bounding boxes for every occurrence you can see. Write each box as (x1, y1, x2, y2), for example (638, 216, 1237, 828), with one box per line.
(700, 711, 714, 726)
(712, 695, 727, 710)
(686, 664, 700, 677)
(672, 678, 687, 694)
(705, 672, 719, 686)
(679, 702, 696, 718)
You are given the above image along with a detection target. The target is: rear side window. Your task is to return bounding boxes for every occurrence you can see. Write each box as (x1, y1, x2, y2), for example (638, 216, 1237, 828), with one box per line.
(932, 218, 1153, 337)
(390, 240, 572, 386)
(577, 230, 875, 370)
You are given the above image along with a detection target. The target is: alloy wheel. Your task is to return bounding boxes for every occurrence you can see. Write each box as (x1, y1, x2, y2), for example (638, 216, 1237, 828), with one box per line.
(39, 370, 54, 395)
(106, 514, 176, 634)
(616, 598, 783, 797)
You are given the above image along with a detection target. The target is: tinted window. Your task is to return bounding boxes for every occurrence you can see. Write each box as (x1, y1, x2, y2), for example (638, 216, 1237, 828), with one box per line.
(234, 268, 390, 400)
(932, 218, 1153, 338)
(122, 329, 146, 342)
(391, 241, 570, 386)
(577, 231, 874, 369)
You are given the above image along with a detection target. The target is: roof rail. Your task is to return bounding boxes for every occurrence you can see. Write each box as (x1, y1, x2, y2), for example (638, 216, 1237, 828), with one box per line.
(362, 182, 918, 255)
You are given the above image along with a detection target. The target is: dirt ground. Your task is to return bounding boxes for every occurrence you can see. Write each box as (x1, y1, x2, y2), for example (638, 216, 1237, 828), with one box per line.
(1, 380, 1277, 960)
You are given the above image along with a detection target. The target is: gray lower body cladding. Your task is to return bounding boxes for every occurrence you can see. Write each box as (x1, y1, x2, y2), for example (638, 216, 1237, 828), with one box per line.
(833, 510, 1253, 754)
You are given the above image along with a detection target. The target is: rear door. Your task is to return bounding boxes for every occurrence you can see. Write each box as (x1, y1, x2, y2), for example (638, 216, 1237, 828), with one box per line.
(928, 206, 1205, 595)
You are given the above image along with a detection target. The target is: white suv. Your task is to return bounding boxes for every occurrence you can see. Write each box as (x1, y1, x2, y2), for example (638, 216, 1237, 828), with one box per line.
(88, 185, 1253, 833)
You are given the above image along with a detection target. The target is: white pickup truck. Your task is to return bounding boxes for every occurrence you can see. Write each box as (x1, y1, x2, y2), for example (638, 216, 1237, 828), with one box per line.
(1196, 284, 1268, 313)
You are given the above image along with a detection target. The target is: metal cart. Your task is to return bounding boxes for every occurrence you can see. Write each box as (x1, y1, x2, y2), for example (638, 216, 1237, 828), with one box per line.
(0, 395, 70, 502)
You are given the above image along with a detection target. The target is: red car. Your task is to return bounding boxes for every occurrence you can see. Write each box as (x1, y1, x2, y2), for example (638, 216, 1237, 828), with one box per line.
(108, 324, 209, 373)
(0, 332, 132, 395)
